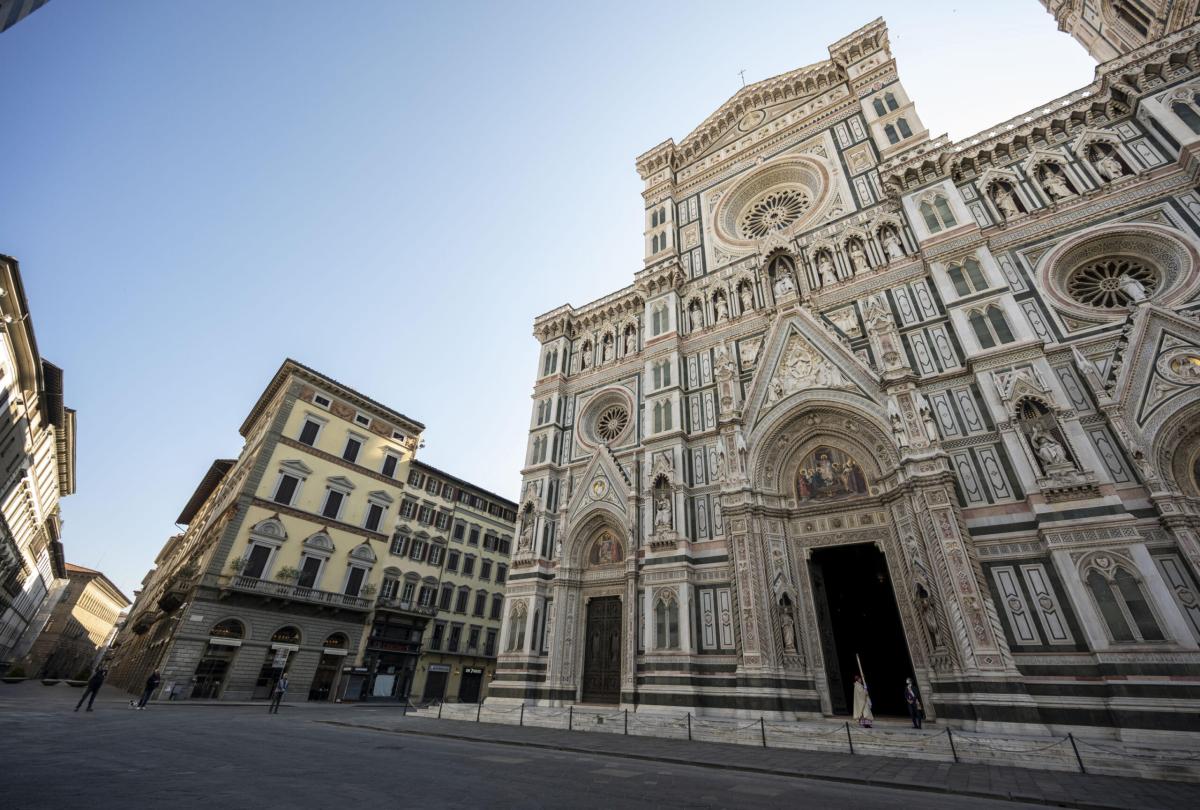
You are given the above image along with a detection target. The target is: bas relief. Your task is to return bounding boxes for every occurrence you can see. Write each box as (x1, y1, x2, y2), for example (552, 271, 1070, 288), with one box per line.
(795, 446, 869, 502)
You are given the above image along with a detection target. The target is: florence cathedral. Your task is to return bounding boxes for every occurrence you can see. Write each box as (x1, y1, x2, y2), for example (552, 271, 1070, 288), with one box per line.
(492, 3, 1200, 737)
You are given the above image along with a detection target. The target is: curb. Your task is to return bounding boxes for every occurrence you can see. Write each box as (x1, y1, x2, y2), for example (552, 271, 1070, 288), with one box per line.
(314, 718, 1130, 810)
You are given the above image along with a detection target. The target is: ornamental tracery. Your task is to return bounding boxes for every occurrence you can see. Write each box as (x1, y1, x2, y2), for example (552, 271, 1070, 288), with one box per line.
(738, 187, 812, 239)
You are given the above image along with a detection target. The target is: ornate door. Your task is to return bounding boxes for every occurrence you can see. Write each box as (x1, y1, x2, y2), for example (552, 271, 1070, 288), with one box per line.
(582, 596, 622, 703)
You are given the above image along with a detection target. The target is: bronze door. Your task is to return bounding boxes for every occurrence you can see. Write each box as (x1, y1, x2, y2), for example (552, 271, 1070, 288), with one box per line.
(581, 596, 622, 703)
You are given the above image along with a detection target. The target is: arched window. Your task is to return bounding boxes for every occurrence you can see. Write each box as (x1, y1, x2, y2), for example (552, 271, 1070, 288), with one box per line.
(884, 91, 898, 111)
(947, 264, 970, 297)
(969, 310, 995, 349)
(934, 196, 957, 228)
(210, 619, 244, 639)
(507, 603, 528, 652)
(968, 304, 1015, 349)
(946, 258, 987, 296)
(897, 118, 912, 138)
(651, 303, 668, 335)
(655, 593, 680, 650)
(872, 98, 886, 116)
(651, 234, 660, 253)
(1173, 101, 1200, 134)
(651, 209, 659, 227)
(986, 304, 1015, 343)
(271, 626, 301, 645)
(1086, 564, 1165, 643)
(653, 402, 663, 433)
(323, 633, 348, 649)
(919, 194, 957, 234)
(885, 124, 899, 145)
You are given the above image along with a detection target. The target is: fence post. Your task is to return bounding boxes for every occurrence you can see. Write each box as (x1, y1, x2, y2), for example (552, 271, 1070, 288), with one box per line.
(568, 704, 573, 731)
(402, 698, 407, 717)
(520, 704, 525, 727)
(946, 727, 958, 763)
(845, 721, 855, 755)
(625, 708, 629, 735)
(438, 701, 443, 720)
(760, 717, 767, 748)
(687, 712, 692, 741)
(476, 701, 482, 722)
(1068, 733, 1086, 774)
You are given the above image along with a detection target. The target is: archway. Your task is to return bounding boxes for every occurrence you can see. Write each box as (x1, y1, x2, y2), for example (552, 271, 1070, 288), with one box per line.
(563, 510, 627, 705)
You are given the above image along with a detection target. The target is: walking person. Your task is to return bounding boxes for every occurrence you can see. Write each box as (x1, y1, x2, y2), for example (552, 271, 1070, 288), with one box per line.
(904, 677, 923, 729)
(852, 673, 874, 728)
(75, 667, 107, 712)
(135, 671, 161, 710)
(268, 672, 289, 714)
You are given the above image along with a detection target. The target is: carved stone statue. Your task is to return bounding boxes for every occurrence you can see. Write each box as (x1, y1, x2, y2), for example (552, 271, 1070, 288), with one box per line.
(689, 303, 702, 331)
(601, 338, 612, 364)
(1118, 273, 1148, 303)
(882, 229, 905, 261)
(734, 424, 749, 472)
(847, 240, 869, 274)
(654, 493, 672, 531)
(916, 588, 941, 649)
(518, 514, 534, 552)
(715, 438, 729, 481)
(887, 399, 910, 450)
(714, 340, 736, 380)
(916, 393, 939, 443)
(1040, 166, 1072, 200)
(739, 285, 754, 312)
(780, 604, 797, 653)
(1095, 150, 1125, 181)
(817, 253, 838, 286)
(764, 335, 849, 405)
(714, 295, 729, 321)
(1031, 427, 1068, 468)
(773, 271, 795, 298)
(992, 184, 1021, 219)
(580, 346, 590, 370)
(624, 329, 636, 353)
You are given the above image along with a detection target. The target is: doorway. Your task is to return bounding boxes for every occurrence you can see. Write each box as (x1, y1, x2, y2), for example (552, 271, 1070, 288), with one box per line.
(423, 667, 448, 702)
(459, 668, 483, 703)
(581, 596, 621, 704)
(809, 542, 915, 717)
(307, 653, 341, 701)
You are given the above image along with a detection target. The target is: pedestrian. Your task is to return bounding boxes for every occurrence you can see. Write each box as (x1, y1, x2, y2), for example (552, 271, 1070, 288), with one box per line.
(904, 677, 923, 729)
(268, 672, 289, 714)
(852, 673, 873, 728)
(135, 671, 161, 710)
(75, 667, 107, 712)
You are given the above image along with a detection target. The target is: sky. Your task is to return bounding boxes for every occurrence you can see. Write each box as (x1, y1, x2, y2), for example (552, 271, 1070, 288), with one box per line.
(0, 0, 1096, 596)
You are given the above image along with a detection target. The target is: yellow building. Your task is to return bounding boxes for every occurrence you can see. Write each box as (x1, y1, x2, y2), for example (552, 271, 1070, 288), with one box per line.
(0, 254, 77, 672)
(22, 563, 129, 679)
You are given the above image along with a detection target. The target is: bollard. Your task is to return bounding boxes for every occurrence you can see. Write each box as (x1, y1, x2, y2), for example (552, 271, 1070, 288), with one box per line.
(438, 701, 443, 720)
(402, 698, 407, 717)
(476, 701, 482, 722)
(520, 704, 525, 727)
(568, 704, 573, 731)
(1068, 733, 1086, 774)
(625, 708, 629, 735)
(760, 717, 767, 748)
(687, 712, 692, 741)
(946, 726, 958, 763)
(845, 721, 855, 755)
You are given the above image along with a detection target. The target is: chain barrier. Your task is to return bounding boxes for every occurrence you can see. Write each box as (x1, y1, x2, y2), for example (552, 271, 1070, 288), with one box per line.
(1073, 737, 1200, 761)
(954, 735, 1071, 755)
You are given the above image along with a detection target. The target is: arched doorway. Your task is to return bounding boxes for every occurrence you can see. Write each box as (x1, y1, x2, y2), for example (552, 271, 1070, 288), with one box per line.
(192, 619, 244, 699)
(253, 626, 301, 700)
(573, 521, 626, 705)
(308, 633, 348, 701)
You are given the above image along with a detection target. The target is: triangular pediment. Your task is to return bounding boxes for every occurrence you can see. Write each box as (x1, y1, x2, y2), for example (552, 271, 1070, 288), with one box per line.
(743, 307, 882, 430)
(564, 445, 631, 533)
(1105, 305, 1200, 436)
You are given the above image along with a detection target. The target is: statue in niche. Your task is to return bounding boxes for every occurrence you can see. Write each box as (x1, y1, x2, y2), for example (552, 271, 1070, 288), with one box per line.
(580, 344, 591, 370)
(624, 328, 637, 354)
(882, 227, 906, 262)
(991, 182, 1021, 219)
(1039, 164, 1072, 200)
(1031, 426, 1068, 467)
(889, 408, 910, 450)
(915, 584, 941, 649)
(1092, 146, 1125, 181)
(739, 284, 754, 313)
(601, 335, 612, 364)
(715, 438, 729, 482)
(518, 513, 534, 553)
(916, 393, 939, 443)
(714, 340, 737, 381)
(847, 240, 869, 274)
(714, 293, 729, 321)
(780, 599, 798, 653)
(817, 252, 838, 286)
(1118, 273, 1148, 303)
(654, 493, 672, 531)
(734, 423, 749, 472)
(1017, 399, 1076, 477)
(773, 270, 795, 298)
(689, 301, 703, 331)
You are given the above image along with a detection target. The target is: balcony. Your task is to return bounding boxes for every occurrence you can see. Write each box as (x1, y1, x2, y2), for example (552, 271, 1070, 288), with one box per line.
(219, 574, 373, 612)
(374, 596, 438, 618)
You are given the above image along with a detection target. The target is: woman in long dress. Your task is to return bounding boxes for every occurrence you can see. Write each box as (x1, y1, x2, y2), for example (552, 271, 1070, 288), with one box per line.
(852, 674, 874, 728)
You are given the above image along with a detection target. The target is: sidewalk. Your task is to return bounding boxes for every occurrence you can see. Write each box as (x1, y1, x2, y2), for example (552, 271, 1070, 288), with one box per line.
(322, 712, 1200, 810)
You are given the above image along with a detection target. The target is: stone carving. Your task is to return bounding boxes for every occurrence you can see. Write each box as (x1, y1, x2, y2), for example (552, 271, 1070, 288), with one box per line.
(654, 494, 672, 531)
(580, 343, 591, 370)
(714, 293, 729, 321)
(1031, 427, 1068, 467)
(882, 227, 905, 262)
(847, 239, 869, 274)
(915, 585, 942, 650)
(916, 393, 939, 444)
(780, 601, 798, 653)
(1039, 164, 1072, 200)
(888, 398, 910, 450)
(1118, 272, 1149, 303)
(773, 270, 795, 298)
(765, 335, 850, 406)
(734, 423, 749, 473)
(624, 328, 637, 354)
(689, 301, 703, 331)
(1093, 148, 1125, 181)
(518, 511, 535, 553)
(739, 284, 754, 313)
(864, 294, 907, 373)
(601, 335, 612, 364)
(991, 182, 1021, 219)
(715, 437, 729, 482)
(817, 252, 838, 286)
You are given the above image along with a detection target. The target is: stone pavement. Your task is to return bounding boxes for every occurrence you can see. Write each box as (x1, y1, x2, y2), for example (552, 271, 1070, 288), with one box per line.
(331, 708, 1200, 810)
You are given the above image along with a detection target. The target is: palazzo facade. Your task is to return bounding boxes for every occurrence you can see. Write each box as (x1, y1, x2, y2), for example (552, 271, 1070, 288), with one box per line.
(493, 15, 1200, 738)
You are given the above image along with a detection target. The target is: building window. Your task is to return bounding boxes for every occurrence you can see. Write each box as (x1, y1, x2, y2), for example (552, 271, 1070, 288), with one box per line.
(455, 588, 470, 613)
(490, 593, 503, 620)
(655, 594, 680, 650)
(321, 489, 345, 520)
(400, 500, 417, 519)
(499, 537, 511, 555)
(409, 540, 427, 562)
(480, 560, 493, 581)
(354, 412, 371, 427)
(407, 469, 423, 487)
(439, 583, 454, 610)
(390, 533, 409, 556)
(401, 581, 416, 602)
(873, 97, 886, 116)
(417, 505, 433, 524)
(496, 565, 507, 584)
(968, 304, 1016, 349)
(653, 400, 673, 433)
(435, 512, 450, 530)
(418, 585, 436, 607)
(428, 545, 444, 567)
(426, 478, 441, 496)
(273, 474, 301, 506)
(430, 622, 445, 650)
(946, 257, 988, 297)
(1086, 564, 1165, 643)
(343, 566, 367, 597)
(313, 394, 332, 408)
(381, 453, 399, 479)
(467, 626, 481, 651)
(241, 543, 274, 579)
(446, 550, 460, 572)
(468, 527, 480, 546)
(473, 592, 487, 617)
(364, 502, 385, 532)
(462, 556, 476, 577)
(380, 576, 398, 600)
(447, 625, 462, 652)
(651, 303, 668, 336)
(296, 555, 323, 589)
(452, 522, 466, 542)
(897, 117, 912, 138)
(885, 124, 899, 145)
(919, 195, 957, 234)
(507, 604, 527, 652)
(298, 418, 322, 446)
(884, 91, 898, 111)
(485, 628, 497, 656)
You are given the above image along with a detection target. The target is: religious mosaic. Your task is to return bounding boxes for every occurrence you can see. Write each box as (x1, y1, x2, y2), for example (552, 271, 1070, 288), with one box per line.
(795, 446, 869, 502)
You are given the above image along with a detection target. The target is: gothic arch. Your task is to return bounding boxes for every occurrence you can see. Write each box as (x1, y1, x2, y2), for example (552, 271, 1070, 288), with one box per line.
(1153, 399, 1200, 496)
(563, 507, 627, 570)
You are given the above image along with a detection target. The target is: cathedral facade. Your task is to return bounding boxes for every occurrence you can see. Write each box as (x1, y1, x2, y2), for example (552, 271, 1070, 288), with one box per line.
(493, 14, 1200, 738)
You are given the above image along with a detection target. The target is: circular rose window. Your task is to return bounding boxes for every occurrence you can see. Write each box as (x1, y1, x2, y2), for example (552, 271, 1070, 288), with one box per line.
(739, 188, 812, 239)
(1066, 257, 1160, 309)
(595, 405, 629, 443)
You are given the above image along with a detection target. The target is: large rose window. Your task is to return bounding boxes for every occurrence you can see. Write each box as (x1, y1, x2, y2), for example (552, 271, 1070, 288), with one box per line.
(712, 156, 831, 246)
(1066, 257, 1159, 309)
(738, 188, 812, 239)
(595, 405, 629, 443)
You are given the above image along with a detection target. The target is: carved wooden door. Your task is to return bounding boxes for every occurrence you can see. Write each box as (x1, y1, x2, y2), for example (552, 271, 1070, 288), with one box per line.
(581, 596, 622, 703)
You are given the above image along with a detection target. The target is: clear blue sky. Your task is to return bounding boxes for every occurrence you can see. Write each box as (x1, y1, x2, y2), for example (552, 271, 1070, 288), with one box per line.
(0, 1, 1095, 596)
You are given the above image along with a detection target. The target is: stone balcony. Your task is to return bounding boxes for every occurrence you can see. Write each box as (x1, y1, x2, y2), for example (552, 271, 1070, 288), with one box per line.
(374, 596, 438, 618)
(214, 574, 373, 612)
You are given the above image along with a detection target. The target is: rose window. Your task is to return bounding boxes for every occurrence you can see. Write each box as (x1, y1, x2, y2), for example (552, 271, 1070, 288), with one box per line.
(738, 188, 812, 239)
(595, 405, 629, 443)
(1066, 257, 1160, 309)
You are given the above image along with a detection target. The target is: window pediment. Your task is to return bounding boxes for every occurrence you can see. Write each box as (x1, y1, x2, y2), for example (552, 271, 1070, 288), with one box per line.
(326, 475, 356, 492)
(280, 460, 313, 478)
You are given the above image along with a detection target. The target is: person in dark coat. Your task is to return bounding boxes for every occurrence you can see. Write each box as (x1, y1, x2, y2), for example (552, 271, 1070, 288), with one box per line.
(75, 668, 107, 712)
(905, 678, 923, 729)
(268, 672, 289, 714)
(135, 671, 161, 709)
